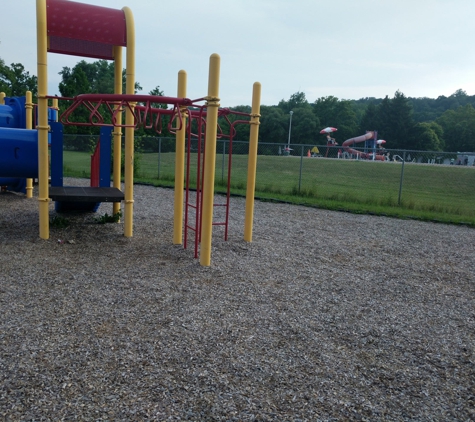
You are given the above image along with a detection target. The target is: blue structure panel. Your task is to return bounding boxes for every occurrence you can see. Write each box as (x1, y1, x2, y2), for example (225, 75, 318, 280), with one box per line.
(0, 127, 38, 178)
(50, 122, 63, 187)
(99, 126, 112, 187)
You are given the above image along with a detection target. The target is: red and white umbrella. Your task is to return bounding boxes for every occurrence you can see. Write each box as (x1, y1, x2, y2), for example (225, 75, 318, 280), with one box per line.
(320, 127, 338, 134)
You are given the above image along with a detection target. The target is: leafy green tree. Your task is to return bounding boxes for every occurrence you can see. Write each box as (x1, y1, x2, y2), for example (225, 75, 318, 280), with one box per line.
(351, 97, 382, 123)
(0, 59, 37, 97)
(258, 105, 287, 143)
(333, 100, 358, 142)
(58, 59, 144, 145)
(313, 96, 358, 143)
(58, 65, 90, 100)
(374, 95, 392, 141)
(59, 60, 142, 97)
(412, 122, 444, 151)
(434, 89, 469, 112)
(436, 104, 475, 152)
(411, 89, 475, 122)
(313, 95, 339, 127)
(0, 58, 7, 94)
(389, 90, 415, 149)
(0, 58, 10, 96)
(369, 91, 415, 149)
(359, 102, 380, 134)
(410, 97, 439, 122)
(59, 63, 103, 144)
(278, 91, 310, 114)
(289, 107, 319, 145)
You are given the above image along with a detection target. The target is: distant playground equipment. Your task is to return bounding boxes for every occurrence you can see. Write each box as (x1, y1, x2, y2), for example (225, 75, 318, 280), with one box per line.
(0, 0, 261, 267)
(342, 131, 389, 161)
(393, 154, 415, 163)
(278, 145, 293, 156)
(320, 126, 338, 157)
(310, 146, 320, 157)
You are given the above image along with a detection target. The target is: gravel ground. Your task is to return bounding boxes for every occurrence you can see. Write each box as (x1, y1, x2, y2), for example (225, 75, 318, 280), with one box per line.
(1, 178, 474, 421)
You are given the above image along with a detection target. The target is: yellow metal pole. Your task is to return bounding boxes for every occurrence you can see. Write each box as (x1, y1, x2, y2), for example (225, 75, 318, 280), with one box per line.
(173, 70, 187, 244)
(199, 53, 220, 267)
(122, 7, 135, 237)
(0, 92, 5, 104)
(113, 45, 123, 217)
(36, 0, 50, 239)
(52, 98, 59, 121)
(25, 91, 34, 198)
(244, 82, 261, 242)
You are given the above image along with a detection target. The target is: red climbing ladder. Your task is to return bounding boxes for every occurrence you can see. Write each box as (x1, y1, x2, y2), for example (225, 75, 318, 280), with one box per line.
(183, 107, 253, 258)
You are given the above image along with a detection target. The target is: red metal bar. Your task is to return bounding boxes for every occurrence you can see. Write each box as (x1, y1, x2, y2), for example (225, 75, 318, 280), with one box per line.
(192, 107, 205, 257)
(183, 104, 207, 258)
(73, 93, 197, 105)
(184, 108, 255, 254)
(50, 94, 248, 135)
(183, 119, 193, 251)
(56, 94, 205, 128)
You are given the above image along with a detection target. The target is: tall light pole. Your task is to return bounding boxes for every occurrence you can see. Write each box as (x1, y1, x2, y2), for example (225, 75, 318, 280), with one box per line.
(287, 110, 293, 149)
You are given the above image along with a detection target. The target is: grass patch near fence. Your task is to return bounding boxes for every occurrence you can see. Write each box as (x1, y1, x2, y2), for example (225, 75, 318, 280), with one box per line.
(63, 151, 92, 178)
(63, 150, 475, 226)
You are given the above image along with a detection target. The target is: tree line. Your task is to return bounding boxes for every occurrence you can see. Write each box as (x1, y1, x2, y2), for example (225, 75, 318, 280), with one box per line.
(1, 57, 474, 152)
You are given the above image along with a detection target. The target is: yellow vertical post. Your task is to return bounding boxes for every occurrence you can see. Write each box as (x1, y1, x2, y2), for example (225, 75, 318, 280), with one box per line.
(25, 91, 34, 198)
(122, 7, 135, 237)
(36, 0, 50, 239)
(0, 92, 5, 104)
(244, 82, 261, 242)
(113, 45, 123, 217)
(52, 98, 59, 121)
(173, 70, 187, 244)
(51, 98, 59, 122)
(199, 53, 220, 267)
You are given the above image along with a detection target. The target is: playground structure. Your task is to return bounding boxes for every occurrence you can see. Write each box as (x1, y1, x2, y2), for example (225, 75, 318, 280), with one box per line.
(325, 135, 337, 158)
(0, 94, 36, 194)
(0, 0, 261, 267)
(0, 92, 53, 195)
(341, 131, 388, 161)
(0, 92, 60, 194)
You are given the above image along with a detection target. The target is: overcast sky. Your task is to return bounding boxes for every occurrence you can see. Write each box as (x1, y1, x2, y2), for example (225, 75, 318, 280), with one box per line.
(1, 0, 475, 107)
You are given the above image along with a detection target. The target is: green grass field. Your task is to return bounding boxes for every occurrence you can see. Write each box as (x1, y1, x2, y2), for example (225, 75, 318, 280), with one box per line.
(63, 150, 475, 226)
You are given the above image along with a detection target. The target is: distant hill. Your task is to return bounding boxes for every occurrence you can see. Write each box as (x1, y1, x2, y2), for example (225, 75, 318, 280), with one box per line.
(350, 89, 475, 123)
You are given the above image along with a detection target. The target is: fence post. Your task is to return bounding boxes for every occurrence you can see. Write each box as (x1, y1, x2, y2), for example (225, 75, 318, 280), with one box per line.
(398, 150, 406, 205)
(158, 137, 162, 179)
(299, 145, 304, 192)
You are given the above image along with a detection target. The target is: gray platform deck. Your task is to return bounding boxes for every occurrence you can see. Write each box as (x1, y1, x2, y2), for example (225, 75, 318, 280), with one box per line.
(49, 187, 124, 203)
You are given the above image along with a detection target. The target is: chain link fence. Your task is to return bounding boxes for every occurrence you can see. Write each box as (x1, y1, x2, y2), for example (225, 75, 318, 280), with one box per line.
(63, 135, 475, 220)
